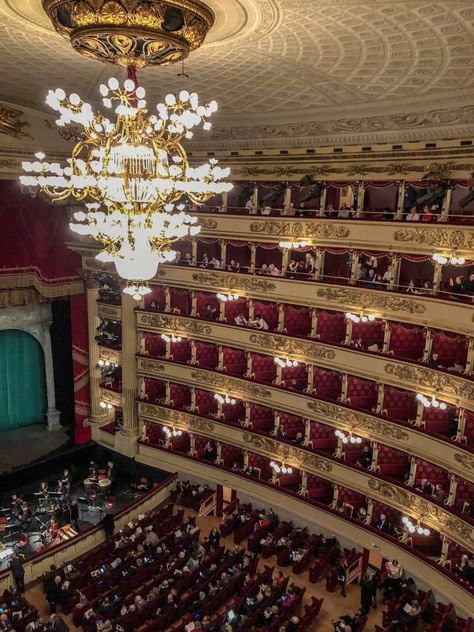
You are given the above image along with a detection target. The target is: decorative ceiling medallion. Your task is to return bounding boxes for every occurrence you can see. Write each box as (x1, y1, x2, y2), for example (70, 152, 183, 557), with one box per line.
(41, 0, 215, 67)
(0, 102, 31, 139)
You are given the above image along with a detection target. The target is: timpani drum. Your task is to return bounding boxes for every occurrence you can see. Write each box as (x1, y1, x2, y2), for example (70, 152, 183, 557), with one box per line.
(84, 478, 94, 492)
(98, 478, 111, 496)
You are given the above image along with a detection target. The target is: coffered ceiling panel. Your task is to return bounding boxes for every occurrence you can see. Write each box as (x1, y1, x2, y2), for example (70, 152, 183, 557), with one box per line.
(0, 0, 473, 149)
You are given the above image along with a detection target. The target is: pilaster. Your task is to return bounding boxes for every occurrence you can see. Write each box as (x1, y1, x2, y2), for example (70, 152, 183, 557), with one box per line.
(86, 287, 108, 425)
(120, 293, 138, 436)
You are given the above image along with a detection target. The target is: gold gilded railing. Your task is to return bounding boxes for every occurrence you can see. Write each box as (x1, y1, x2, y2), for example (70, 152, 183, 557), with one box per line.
(136, 311, 474, 412)
(197, 214, 474, 259)
(136, 357, 474, 484)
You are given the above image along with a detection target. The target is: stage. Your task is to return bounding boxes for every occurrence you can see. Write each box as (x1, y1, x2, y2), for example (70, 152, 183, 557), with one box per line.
(0, 441, 170, 571)
(0, 424, 70, 474)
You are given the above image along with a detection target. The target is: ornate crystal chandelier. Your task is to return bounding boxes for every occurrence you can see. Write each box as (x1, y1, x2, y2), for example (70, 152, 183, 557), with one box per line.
(21, 75, 232, 298)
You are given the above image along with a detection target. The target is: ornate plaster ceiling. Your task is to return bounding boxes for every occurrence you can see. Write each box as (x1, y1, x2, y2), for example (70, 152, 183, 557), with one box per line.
(0, 0, 474, 149)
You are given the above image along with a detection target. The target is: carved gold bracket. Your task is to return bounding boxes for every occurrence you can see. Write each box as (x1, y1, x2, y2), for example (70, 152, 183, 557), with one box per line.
(0, 102, 31, 139)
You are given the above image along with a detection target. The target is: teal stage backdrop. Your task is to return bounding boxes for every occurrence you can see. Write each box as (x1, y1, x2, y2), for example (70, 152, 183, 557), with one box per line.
(0, 329, 47, 431)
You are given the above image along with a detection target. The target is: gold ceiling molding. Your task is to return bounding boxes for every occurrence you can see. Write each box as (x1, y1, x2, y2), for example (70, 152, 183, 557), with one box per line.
(0, 103, 31, 139)
(316, 288, 426, 315)
(192, 271, 277, 293)
(138, 312, 212, 335)
(44, 119, 82, 142)
(384, 364, 474, 403)
(42, 0, 215, 68)
(394, 227, 474, 250)
(249, 221, 350, 240)
(368, 479, 474, 550)
(248, 333, 336, 362)
(190, 369, 272, 399)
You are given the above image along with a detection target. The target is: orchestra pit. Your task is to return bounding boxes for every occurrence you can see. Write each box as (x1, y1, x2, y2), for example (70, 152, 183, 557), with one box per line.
(0, 1, 473, 631)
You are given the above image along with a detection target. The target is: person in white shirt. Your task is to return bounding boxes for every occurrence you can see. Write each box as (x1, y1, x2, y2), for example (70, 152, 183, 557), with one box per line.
(268, 263, 280, 276)
(261, 205, 272, 215)
(250, 314, 269, 330)
(337, 203, 351, 218)
(282, 202, 295, 216)
(405, 206, 420, 221)
(234, 313, 248, 326)
(210, 257, 220, 269)
(245, 199, 255, 213)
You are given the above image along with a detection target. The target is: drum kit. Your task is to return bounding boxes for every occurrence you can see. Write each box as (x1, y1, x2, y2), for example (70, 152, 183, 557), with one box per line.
(83, 472, 111, 512)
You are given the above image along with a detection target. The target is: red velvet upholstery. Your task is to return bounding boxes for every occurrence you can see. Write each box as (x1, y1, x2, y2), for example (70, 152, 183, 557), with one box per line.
(223, 346, 247, 376)
(283, 306, 312, 337)
(143, 378, 166, 403)
(315, 310, 345, 344)
(422, 406, 452, 436)
(170, 288, 191, 315)
(170, 339, 191, 363)
(352, 320, 384, 349)
(144, 333, 166, 358)
(377, 445, 409, 479)
(256, 244, 281, 268)
(195, 292, 219, 318)
(306, 474, 333, 503)
(276, 469, 301, 489)
(224, 298, 249, 324)
(222, 400, 245, 425)
(312, 368, 342, 401)
(281, 364, 308, 389)
(251, 353, 277, 383)
(415, 459, 449, 491)
(338, 488, 365, 511)
(465, 411, 474, 446)
(145, 285, 166, 310)
(347, 376, 377, 410)
(278, 413, 305, 438)
(253, 301, 279, 332)
(454, 480, 474, 513)
(248, 452, 272, 480)
(170, 431, 190, 452)
(195, 389, 217, 415)
(195, 435, 214, 458)
(342, 441, 369, 464)
(195, 342, 219, 369)
(432, 333, 468, 368)
(249, 404, 274, 431)
(388, 324, 425, 361)
(145, 421, 163, 445)
(309, 422, 338, 452)
(383, 386, 417, 422)
(169, 384, 191, 408)
(220, 444, 243, 468)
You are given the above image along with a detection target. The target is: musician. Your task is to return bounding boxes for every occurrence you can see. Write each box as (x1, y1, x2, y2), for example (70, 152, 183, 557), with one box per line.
(61, 469, 71, 494)
(10, 494, 22, 512)
(18, 503, 30, 527)
(39, 481, 49, 497)
(88, 460, 99, 480)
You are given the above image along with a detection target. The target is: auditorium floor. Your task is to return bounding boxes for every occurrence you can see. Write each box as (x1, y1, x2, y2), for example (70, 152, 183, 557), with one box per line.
(26, 505, 385, 631)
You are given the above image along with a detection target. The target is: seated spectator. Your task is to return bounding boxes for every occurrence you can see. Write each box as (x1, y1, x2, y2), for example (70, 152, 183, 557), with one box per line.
(291, 378, 306, 392)
(427, 352, 442, 368)
(261, 204, 272, 215)
(293, 432, 304, 445)
(356, 507, 367, 523)
(228, 259, 240, 273)
(283, 616, 300, 632)
(399, 598, 421, 624)
(463, 272, 474, 294)
(365, 268, 376, 285)
(249, 314, 269, 330)
(287, 259, 299, 276)
(415, 478, 434, 496)
(432, 484, 447, 503)
(200, 253, 210, 268)
(210, 256, 221, 269)
(420, 204, 434, 222)
(203, 441, 216, 462)
(149, 299, 159, 311)
(462, 557, 474, 587)
(450, 276, 465, 294)
(353, 337, 365, 350)
(181, 252, 193, 266)
(145, 529, 159, 547)
(358, 445, 373, 469)
(337, 203, 351, 218)
(382, 207, 393, 220)
(234, 312, 248, 326)
(203, 303, 218, 320)
(376, 513, 392, 533)
(382, 266, 392, 283)
(405, 206, 420, 221)
(268, 263, 281, 276)
(258, 263, 269, 275)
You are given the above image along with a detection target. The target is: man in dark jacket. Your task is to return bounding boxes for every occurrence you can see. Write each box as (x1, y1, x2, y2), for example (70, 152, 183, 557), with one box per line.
(9, 554, 25, 593)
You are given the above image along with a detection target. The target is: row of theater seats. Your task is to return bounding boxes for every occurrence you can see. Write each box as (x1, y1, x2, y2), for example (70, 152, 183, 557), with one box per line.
(139, 345, 474, 447)
(142, 292, 472, 371)
(139, 434, 474, 596)
(58, 500, 317, 632)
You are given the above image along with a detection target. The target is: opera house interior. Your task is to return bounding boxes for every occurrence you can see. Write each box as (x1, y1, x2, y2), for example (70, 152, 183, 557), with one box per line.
(0, 1, 473, 631)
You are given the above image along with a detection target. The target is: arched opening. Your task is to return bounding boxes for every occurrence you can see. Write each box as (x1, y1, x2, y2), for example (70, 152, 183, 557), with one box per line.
(0, 329, 47, 430)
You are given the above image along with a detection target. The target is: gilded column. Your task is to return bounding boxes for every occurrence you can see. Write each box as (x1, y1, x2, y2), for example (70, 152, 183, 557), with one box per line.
(396, 180, 405, 220)
(376, 384, 384, 414)
(165, 287, 171, 312)
(307, 366, 314, 395)
(86, 285, 107, 424)
(245, 351, 252, 377)
(319, 183, 328, 216)
(455, 409, 465, 442)
(216, 441, 222, 463)
(284, 184, 292, 209)
(382, 321, 391, 354)
(190, 387, 196, 411)
(314, 247, 325, 281)
(221, 191, 228, 213)
(349, 250, 360, 285)
(344, 317, 353, 345)
(303, 418, 311, 446)
(365, 498, 373, 525)
(251, 185, 259, 213)
(356, 181, 365, 218)
(165, 382, 171, 404)
(340, 374, 348, 403)
(432, 261, 443, 294)
(389, 255, 401, 290)
(191, 291, 197, 316)
(277, 304, 285, 332)
(281, 247, 290, 276)
(414, 400, 424, 427)
(220, 239, 227, 268)
(244, 402, 251, 427)
(464, 337, 474, 375)
(422, 328, 433, 362)
(190, 340, 197, 365)
(447, 475, 457, 507)
(248, 299, 255, 321)
(217, 345, 224, 371)
(191, 240, 198, 265)
(440, 182, 453, 222)
(189, 433, 196, 456)
(120, 293, 139, 437)
(310, 309, 318, 338)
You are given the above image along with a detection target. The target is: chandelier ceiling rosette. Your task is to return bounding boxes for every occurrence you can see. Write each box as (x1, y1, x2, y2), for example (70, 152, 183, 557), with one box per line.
(21, 0, 233, 299)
